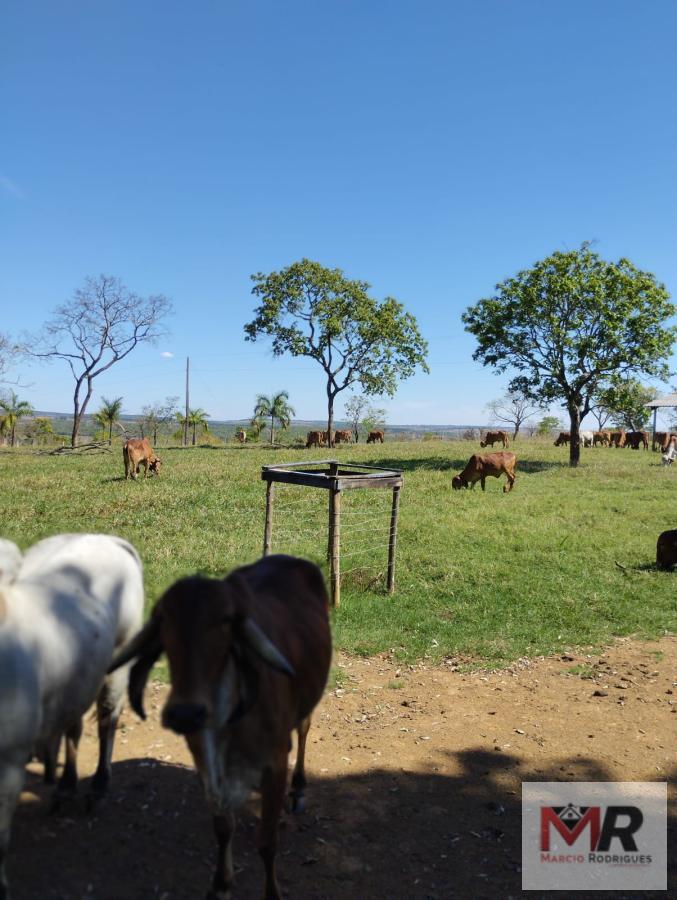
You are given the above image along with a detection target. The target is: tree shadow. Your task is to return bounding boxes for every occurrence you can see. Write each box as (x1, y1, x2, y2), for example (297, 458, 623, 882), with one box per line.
(10, 753, 674, 899)
(362, 456, 565, 475)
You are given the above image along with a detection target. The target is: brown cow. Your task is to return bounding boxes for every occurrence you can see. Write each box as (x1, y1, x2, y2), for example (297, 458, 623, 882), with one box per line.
(334, 429, 352, 444)
(657, 432, 677, 453)
(452, 451, 517, 493)
(480, 430, 509, 448)
(366, 430, 384, 444)
(553, 432, 570, 446)
(305, 430, 326, 449)
(123, 438, 161, 480)
(593, 431, 611, 447)
(608, 430, 626, 448)
(624, 430, 649, 450)
(109, 555, 332, 900)
(235, 429, 247, 444)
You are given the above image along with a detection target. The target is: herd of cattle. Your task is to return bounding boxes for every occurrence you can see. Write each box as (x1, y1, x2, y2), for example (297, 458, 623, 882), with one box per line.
(0, 535, 330, 900)
(552, 428, 677, 451)
(304, 429, 384, 448)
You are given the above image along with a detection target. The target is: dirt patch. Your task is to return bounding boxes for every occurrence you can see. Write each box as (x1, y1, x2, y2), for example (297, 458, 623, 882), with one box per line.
(9, 637, 676, 899)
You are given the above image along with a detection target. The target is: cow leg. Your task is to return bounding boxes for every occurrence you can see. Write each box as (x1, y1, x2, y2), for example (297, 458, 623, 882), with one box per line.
(289, 715, 312, 812)
(88, 670, 125, 807)
(481, 476, 486, 491)
(42, 733, 61, 785)
(52, 718, 82, 809)
(0, 763, 24, 900)
(207, 811, 235, 900)
(258, 759, 288, 900)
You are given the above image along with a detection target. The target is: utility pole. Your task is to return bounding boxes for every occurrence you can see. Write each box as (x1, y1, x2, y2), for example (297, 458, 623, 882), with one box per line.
(183, 356, 190, 447)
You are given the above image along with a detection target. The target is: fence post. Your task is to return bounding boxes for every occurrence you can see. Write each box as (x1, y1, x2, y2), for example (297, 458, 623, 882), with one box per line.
(263, 480, 275, 556)
(328, 462, 341, 607)
(387, 484, 401, 594)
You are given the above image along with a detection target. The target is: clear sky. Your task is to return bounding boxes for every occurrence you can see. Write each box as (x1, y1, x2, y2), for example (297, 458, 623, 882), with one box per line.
(2, 1, 676, 426)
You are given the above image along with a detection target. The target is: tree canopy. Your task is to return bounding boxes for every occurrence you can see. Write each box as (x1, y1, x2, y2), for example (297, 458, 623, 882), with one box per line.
(244, 259, 428, 445)
(462, 243, 675, 466)
(485, 391, 541, 440)
(252, 391, 295, 444)
(0, 391, 34, 447)
(28, 275, 172, 447)
(594, 377, 656, 431)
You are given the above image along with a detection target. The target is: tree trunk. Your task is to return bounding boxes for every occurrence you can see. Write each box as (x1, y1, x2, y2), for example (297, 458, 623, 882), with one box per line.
(513, 424, 520, 440)
(270, 415, 274, 445)
(192, 424, 196, 446)
(327, 389, 335, 448)
(153, 425, 158, 445)
(108, 423, 113, 445)
(10, 424, 16, 447)
(71, 377, 93, 448)
(568, 404, 581, 468)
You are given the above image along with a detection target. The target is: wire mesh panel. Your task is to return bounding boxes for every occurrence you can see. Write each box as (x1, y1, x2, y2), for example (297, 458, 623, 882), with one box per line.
(261, 460, 403, 606)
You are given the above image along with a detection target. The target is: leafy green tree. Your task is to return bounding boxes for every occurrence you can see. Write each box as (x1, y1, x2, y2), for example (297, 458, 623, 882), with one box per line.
(176, 408, 210, 446)
(595, 377, 656, 431)
(28, 275, 172, 446)
(23, 417, 55, 446)
(343, 393, 369, 442)
(93, 395, 123, 445)
(244, 259, 428, 446)
(536, 415, 560, 435)
(362, 404, 386, 437)
(463, 243, 675, 466)
(140, 396, 179, 445)
(485, 391, 542, 440)
(252, 391, 295, 444)
(0, 391, 34, 446)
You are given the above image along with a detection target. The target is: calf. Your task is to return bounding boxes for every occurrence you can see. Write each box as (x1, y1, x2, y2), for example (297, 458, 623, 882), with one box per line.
(553, 432, 570, 446)
(123, 437, 161, 479)
(334, 429, 353, 444)
(480, 430, 509, 448)
(0, 534, 144, 899)
(110, 554, 332, 900)
(366, 430, 384, 444)
(452, 451, 517, 493)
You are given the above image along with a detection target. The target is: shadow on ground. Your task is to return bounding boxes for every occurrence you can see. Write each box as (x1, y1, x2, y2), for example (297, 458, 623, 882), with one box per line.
(10, 753, 674, 900)
(363, 456, 565, 475)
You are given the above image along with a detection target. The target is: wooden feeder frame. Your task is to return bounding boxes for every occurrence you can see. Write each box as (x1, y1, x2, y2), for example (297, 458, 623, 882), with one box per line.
(261, 460, 403, 607)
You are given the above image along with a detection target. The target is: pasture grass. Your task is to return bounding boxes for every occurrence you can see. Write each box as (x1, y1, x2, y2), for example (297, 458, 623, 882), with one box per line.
(1, 439, 675, 666)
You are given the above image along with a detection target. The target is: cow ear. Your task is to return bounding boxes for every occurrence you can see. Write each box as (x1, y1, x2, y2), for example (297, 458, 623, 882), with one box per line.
(109, 610, 163, 720)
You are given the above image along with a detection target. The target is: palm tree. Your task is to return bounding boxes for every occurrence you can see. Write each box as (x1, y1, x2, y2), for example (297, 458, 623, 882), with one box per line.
(177, 409, 211, 446)
(0, 391, 34, 447)
(93, 396, 124, 445)
(253, 391, 295, 444)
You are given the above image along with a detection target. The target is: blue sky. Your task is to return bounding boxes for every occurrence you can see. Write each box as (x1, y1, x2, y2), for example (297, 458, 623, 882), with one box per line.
(2, 1, 676, 426)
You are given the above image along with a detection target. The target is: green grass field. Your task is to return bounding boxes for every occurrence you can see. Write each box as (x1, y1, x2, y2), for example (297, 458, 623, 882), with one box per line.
(2, 439, 675, 666)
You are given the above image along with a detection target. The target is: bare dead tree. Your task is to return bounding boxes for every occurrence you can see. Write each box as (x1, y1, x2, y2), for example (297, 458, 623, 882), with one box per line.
(27, 275, 172, 447)
(140, 396, 180, 445)
(588, 403, 613, 431)
(485, 391, 542, 440)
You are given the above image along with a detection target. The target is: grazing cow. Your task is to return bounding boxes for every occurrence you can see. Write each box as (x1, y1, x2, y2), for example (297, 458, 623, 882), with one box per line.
(235, 429, 247, 444)
(451, 451, 517, 493)
(653, 432, 668, 452)
(608, 431, 626, 448)
(593, 431, 611, 447)
(305, 430, 325, 449)
(334, 429, 353, 444)
(553, 432, 570, 446)
(479, 430, 509, 448)
(660, 432, 677, 453)
(624, 431, 649, 450)
(580, 430, 594, 447)
(0, 534, 144, 899)
(366, 430, 385, 444)
(656, 530, 677, 569)
(110, 555, 332, 900)
(123, 438, 161, 480)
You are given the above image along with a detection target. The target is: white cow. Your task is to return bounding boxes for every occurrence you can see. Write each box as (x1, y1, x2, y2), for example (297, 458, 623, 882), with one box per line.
(661, 445, 677, 466)
(580, 430, 594, 447)
(0, 534, 144, 900)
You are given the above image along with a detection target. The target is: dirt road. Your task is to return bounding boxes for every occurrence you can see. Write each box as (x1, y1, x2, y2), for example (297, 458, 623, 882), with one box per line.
(9, 637, 676, 899)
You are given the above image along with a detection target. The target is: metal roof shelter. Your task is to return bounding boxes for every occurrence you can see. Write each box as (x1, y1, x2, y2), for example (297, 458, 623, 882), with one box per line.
(645, 392, 677, 441)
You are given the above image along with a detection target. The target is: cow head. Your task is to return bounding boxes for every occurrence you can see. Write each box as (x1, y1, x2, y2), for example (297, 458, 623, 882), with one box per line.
(149, 456, 162, 475)
(451, 475, 466, 490)
(479, 440, 487, 448)
(109, 574, 294, 735)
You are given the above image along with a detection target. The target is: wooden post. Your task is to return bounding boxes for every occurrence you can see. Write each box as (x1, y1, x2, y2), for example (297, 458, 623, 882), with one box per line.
(387, 485, 401, 594)
(263, 481, 275, 556)
(328, 462, 341, 607)
(652, 407, 657, 450)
